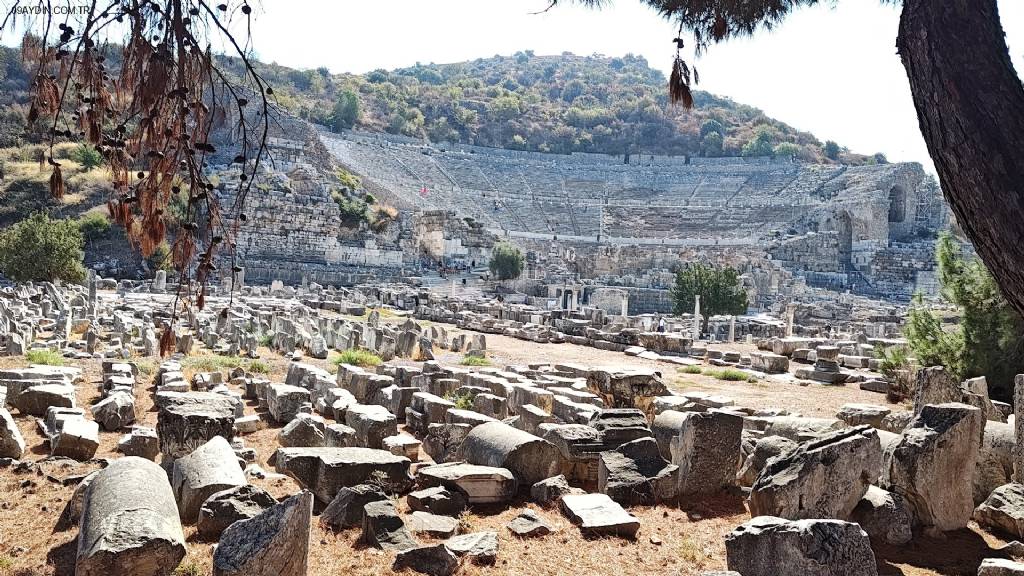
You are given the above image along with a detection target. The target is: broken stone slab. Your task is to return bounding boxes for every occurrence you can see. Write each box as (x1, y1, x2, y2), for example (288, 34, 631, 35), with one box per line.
(117, 427, 160, 460)
(589, 408, 653, 446)
(423, 423, 471, 464)
(851, 485, 914, 545)
(506, 508, 554, 537)
(383, 434, 421, 460)
(459, 420, 561, 486)
(599, 436, 678, 506)
(408, 486, 467, 517)
(978, 422, 1016, 506)
(266, 384, 310, 424)
(362, 499, 418, 551)
(750, 425, 882, 521)
(274, 447, 413, 504)
(586, 368, 666, 416)
(975, 483, 1024, 539)
(408, 510, 460, 538)
(0, 407, 25, 459)
(668, 409, 744, 497)
(76, 456, 186, 576)
(559, 492, 640, 538)
(836, 403, 892, 429)
(725, 516, 877, 576)
(91, 391, 136, 431)
(321, 484, 388, 529)
(393, 543, 459, 576)
(198, 484, 278, 539)
(913, 366, 962, 415)
(738, 435, 797, 487)
(51, 417, 100, 461)
(749, 352, 789, 374)
(171, 436, 247, 523)
(212, 490, 312, 576)
(885, 402, 983, 531)
(345, 403, 398, 449)
(417, 462, 518, 505)
(156, 392, 236, 459)
(531, 474, 576, 506)
(444, 531, 498, 565)
(278, 413, 327, 448)
(13, 382, 76, 416)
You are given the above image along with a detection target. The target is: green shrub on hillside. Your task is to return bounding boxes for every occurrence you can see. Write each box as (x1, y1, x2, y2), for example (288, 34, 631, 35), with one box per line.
(77, 211, 111, 240)
(72, 144, 103, 171)
(0, 212, 85, 283)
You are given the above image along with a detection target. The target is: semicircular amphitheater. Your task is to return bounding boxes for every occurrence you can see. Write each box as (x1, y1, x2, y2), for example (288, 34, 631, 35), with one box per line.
(219, 118, 949, 313)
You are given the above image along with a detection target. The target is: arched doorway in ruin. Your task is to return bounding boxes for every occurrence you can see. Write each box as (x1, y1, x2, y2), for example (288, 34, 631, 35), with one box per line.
(889, 185, 907, 223)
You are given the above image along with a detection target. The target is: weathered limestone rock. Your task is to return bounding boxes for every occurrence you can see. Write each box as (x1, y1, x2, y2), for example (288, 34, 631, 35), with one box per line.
(171, 436, 247, 523)
(531, 474, 575, 506)
(913, 366, 961, 415)
(978, 422, 1016, 505)
(506, 508, 554, 537)
(345, 403, 398, 449)
(761, 416, 846, 442)
(885, 402, 983, 531)
(423, 423, 471, 464)
(598, 436, 678, 506)
(156, 392, 236, 459)
(118, 427, 160, 460)
(0, 407, 26, 458)
(408, 486, 467, 516)
(418, 462, 518, 504)
(198, 484, 278, 539)
(362, 500, 417, 551)
(750, 426, 882, 521)
(460, 421, 561, 485)
(589, 408, 653, 446)
(749, 352, 789, 374)
(444, 531, 498, 565)
(266, 384, 310, 423)
(13, 383, 75, 416)
(1015, 374, 1024, 483)
(975, 483, 1024, 539)
(586, 368, 666, 416)
(393, 543, 458, 576)
(738, 435, 797, 487)
(321, 484, 388, 529)
(279, 413, 327, 448)
(274, 447, 413, 504)
(76, 456, 186, 576)
(51, 417, 100, 460)
(836, 403, 892, 429)
(725, 516, 877, 576)
(851, 485, 914, 545)
(408, 511, 460, 537)
(212, 490, 313, 576)
(559, 493, 640, 538)
(91, 391, 136, 431)
(668, 409, 744, 497)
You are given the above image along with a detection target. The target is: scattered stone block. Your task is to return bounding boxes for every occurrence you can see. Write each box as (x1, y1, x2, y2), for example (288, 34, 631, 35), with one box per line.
(393, 543, 458, 576)
(321, 484, 388, 529)
(418, 462, 518, 504)
(212, 490, 313, 576)
(362, 500, 417, 551)
(171, 436, 247, 523)
(198, 484, 278, 539)
(444, 531, 498, 565)
(851, 485, 914, 545)
(559, 493, 640, 538)
(599, 437, 678, 506)
(725, 516, 877, 576)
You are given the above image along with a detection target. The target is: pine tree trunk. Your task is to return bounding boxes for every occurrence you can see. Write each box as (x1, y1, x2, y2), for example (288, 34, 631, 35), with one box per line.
(897, 0, 1024, 317)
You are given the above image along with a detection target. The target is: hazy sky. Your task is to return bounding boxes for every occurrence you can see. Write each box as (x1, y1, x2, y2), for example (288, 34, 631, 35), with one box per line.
(235, 0, 1023, 173)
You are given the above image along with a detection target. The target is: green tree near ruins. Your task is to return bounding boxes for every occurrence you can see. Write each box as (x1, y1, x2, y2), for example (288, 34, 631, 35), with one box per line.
(904, 233, 1024, 401)
(0, 212, 86, 283)
(330, 89, 361, 132)
(824, 140, 841, 161)
(741, 126, 774, 157)
(773, 142, 800, 159)
(670, 263, 748, 332)
(489, 242, 524, 280)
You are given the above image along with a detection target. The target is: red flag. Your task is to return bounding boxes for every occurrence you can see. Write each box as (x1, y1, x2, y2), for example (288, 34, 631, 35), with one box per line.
(419, 186, 429, 198)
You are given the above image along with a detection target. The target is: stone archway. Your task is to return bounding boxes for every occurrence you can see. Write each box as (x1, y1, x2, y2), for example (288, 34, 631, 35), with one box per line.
(889, 185, 907, 223)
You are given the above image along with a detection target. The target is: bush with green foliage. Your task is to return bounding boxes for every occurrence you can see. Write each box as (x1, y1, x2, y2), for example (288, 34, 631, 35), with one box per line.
(824, 140, 841, 160)
(445, 391, 475, 410)
(459, 355, 491, 366)
(147, 241, 173, 272)
(330, 89, 361, 132)
(773, 142, 800, 158)
(488, 242, 524, 280)
(26, 349, 64, 365)
(72, 144, 103, 170)
(333, 194, 369, 225)
(333, 348, 382, 368)
(0, 212, 85, 283)
(77, 211, 111, 241)
(741, 126, 775, 157)
(875, 345, 916, 402)
(336, 168, 362, 192)
(903, 233, 1024, 400)
(670, 262, 748, 333)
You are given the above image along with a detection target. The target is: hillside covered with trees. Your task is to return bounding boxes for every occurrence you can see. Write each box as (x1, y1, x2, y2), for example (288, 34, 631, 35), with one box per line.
(223, 52, 883, 164)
